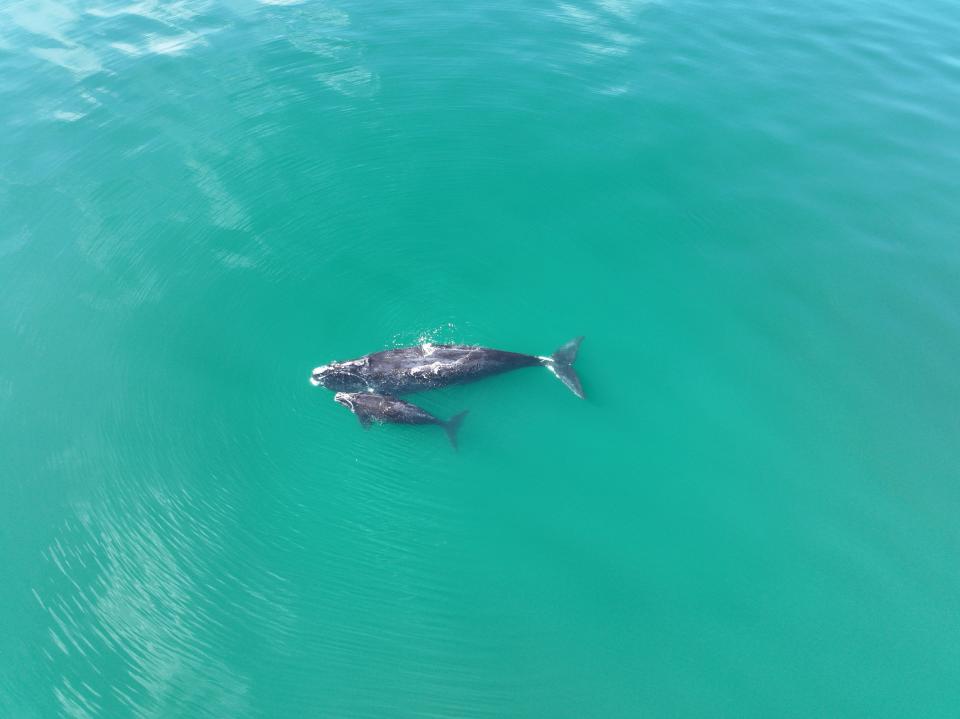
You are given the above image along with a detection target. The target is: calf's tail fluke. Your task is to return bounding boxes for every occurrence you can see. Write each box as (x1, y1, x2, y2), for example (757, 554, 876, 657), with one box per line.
(444, 411, 469, 450)
(544, 336, 585, 399)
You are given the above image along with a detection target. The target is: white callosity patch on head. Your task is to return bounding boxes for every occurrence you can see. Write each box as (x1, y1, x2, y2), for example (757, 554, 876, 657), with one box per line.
(309, 364, 330, 386)
(310, 356, 369, 385)
(333, 392, 355, 412)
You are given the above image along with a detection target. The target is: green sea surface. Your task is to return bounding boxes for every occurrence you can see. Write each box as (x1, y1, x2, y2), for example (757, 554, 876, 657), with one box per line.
(2, 0, 960, 717)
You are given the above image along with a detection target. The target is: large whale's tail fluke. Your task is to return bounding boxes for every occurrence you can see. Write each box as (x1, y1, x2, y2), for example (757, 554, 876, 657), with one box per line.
(543, 336, 585, 399)
(443, 411, 469, 450)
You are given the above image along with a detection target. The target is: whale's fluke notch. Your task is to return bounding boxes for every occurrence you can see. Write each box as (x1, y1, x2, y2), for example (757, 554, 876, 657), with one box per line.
(545, 336, 585, 399)
(443, 411, 469, 451)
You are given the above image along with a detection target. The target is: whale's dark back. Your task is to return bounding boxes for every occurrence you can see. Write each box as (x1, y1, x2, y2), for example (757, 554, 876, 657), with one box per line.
(349, 393, 438, 425)
(364, 345, 540, 394)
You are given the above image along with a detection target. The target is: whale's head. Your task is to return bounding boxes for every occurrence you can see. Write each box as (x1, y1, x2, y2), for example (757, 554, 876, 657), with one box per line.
(310, 358, 368, 391)
(310, 363, 342, 388)
(310, 364, 331, 387)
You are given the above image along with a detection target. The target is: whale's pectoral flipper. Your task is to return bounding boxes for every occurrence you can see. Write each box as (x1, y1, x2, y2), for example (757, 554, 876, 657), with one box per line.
(542, 336, 585, 399)
(356, 411, 373, 429)
(443, 411, 469, 451)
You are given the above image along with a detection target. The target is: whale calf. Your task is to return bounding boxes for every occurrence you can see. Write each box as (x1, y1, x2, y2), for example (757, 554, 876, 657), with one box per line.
(334, 392, 469, 449)
(312, 337, 584, 398)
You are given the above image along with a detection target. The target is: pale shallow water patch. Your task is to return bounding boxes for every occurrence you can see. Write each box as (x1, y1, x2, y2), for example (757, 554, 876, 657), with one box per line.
(2, 0, 221, 81)
(269, 1, 379, 98)
(51, 109, 86, 121)
(215, 250, 257, 269)
(30, 45, 102, 77)
(35, 494, 251, 719)
(318, 66, 380, 98)
(186, 159, 252, 231)
(3, 0, 77, 44)
(146, 30, 206, 55)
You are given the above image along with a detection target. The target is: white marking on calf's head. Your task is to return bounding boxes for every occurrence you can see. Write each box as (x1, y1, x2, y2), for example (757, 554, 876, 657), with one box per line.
(333, 392, 356, 412)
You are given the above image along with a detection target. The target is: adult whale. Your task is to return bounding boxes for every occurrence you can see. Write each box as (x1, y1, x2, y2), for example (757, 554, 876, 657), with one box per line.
(311, 337, 584, 398)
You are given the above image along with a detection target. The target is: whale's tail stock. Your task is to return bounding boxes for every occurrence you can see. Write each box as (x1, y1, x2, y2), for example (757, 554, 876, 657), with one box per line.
(443, 411, 469, 450)
(542, 336, 585, 399)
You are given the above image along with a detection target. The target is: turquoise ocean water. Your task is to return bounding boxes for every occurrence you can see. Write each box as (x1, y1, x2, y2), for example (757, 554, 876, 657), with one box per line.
(2, 1, 960, 716)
